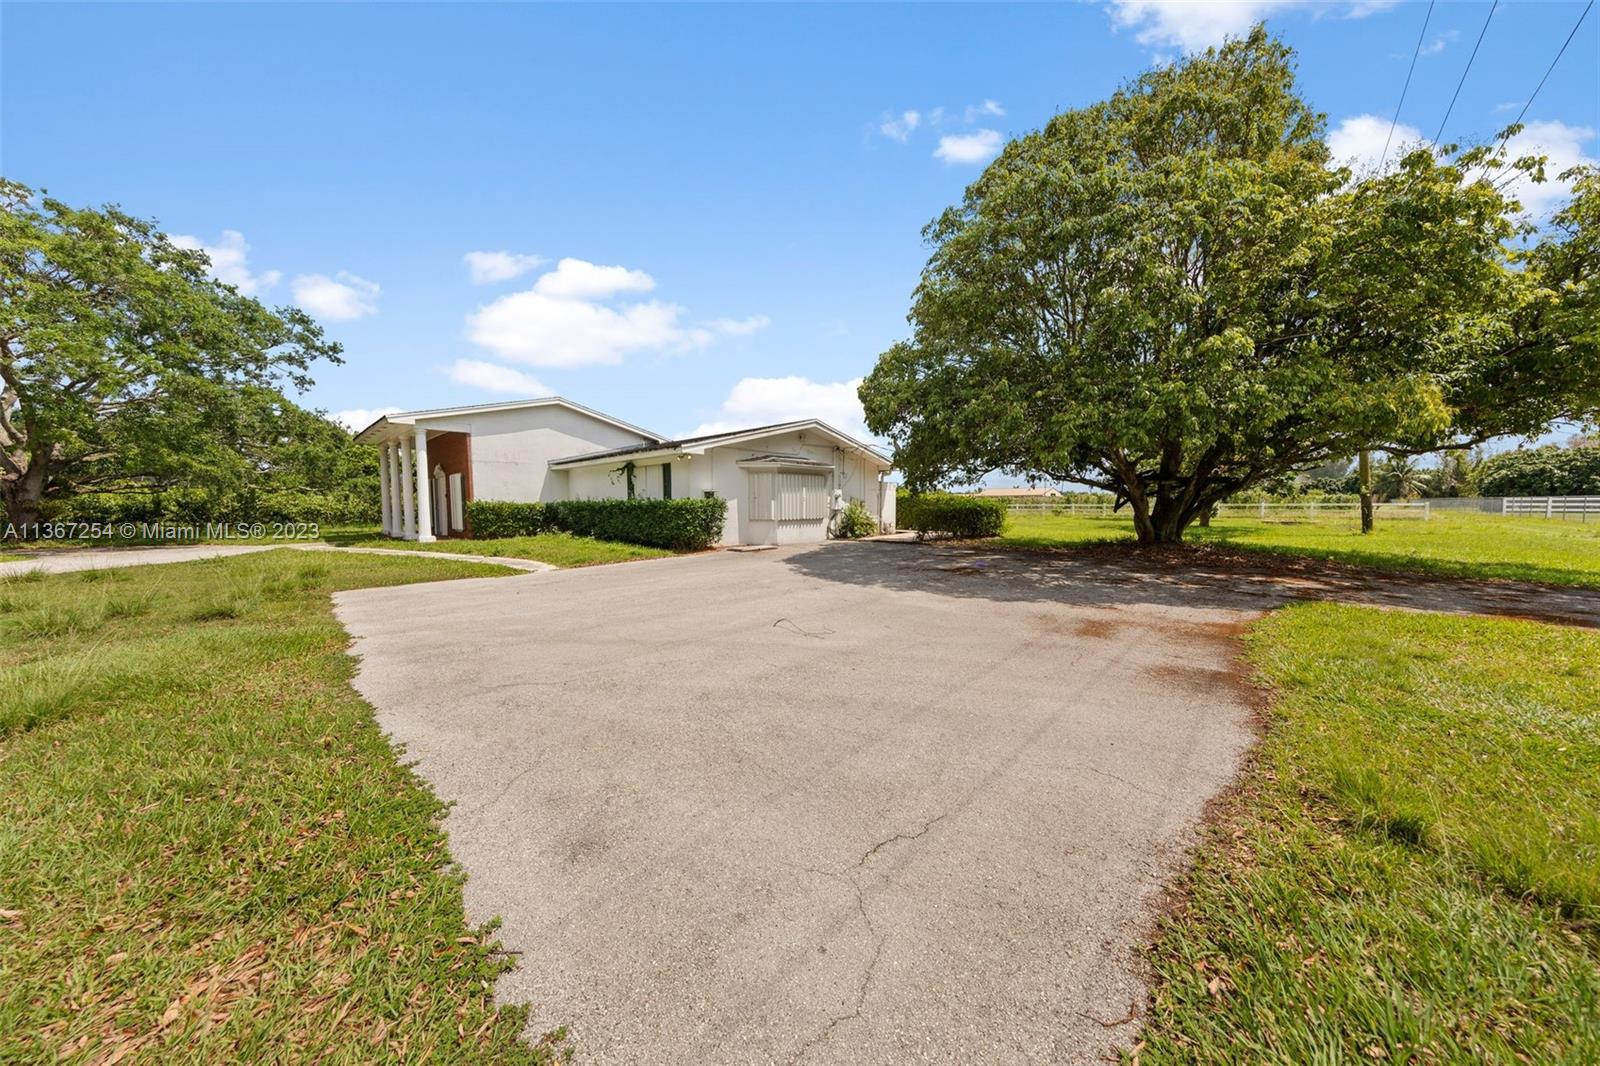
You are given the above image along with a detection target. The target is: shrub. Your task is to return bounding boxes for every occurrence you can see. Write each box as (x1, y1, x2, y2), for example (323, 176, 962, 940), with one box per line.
(1474, 445, 1600, 497)
(897, 492, 1006, 539)
(833, 499, 877, 539)
(545, 498, 727, 551)
(464, 500, 551, 538)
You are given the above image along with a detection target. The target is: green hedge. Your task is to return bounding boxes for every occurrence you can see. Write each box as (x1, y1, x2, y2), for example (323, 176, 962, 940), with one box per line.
(548, 498, 727, 551)
(465, 497, 728, 551)
(464, 500, 552, 538)
(897, 492, 1007, 539)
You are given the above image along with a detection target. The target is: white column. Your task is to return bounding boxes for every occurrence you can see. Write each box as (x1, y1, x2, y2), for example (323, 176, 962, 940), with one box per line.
(378, 444, 393, 535)
(388, 441, 406, 538)
(399, 436, 416, 540)
(413, 426, 436, 542)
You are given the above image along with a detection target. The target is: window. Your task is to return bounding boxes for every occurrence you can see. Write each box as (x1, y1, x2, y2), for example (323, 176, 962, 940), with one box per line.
(662, 462, 672, 499)
(748, 471, 829, 521)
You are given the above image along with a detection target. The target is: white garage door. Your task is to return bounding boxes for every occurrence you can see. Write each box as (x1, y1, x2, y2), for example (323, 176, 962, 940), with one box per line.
(747, 471, 830, 543)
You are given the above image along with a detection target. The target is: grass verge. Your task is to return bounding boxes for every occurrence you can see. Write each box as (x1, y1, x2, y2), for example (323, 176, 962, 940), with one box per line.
(322, 531, 673, 567)
(1000, 511, 1600, 588)
(1137, 603, 1600, 1062)
(0, 550, 567, 1062)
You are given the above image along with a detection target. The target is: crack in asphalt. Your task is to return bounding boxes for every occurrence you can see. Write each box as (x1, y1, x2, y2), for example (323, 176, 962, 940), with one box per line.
(786, 813, 949, 1064)
(1082, 765, 1168, 799)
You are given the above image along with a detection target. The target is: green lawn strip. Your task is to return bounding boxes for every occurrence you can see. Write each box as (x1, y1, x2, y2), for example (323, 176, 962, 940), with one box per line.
(1138, 604, 1600, 1062)
(323, 531, 673, 567)
(999, 512, 1600, 588)
(0, 550, 567, 1063)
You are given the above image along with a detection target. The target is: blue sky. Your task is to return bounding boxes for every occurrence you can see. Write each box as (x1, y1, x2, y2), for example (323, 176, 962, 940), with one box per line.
(4, 1, 1597, 448)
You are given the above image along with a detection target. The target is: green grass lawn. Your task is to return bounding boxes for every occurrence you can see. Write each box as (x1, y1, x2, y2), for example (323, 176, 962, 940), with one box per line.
(0, 551, 566, 1063)
(1139, 604, 1600, 1062)
(1000, 511, 1600, 588)
(321, 530, 673, 567)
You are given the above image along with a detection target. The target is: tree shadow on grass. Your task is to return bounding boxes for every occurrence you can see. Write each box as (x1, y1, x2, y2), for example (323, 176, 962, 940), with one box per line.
(782, 540, 1600, 628)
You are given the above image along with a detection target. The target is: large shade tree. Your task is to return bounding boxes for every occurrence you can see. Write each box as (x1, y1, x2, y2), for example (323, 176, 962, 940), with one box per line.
(0, 180, 341, 529)
(860, 28, 1600, 543)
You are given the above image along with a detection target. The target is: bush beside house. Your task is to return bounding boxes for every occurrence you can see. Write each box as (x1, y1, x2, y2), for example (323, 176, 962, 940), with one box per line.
(465, 497, 728, 551)
(833, 499, 877, 539)
(897, 492, 1007, 539)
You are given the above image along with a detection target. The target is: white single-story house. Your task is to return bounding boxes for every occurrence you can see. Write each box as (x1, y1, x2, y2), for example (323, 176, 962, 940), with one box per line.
(353, 396, 896, 547)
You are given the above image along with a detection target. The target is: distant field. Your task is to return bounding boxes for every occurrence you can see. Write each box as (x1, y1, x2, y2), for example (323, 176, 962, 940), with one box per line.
(1000, 511, 1600, 588)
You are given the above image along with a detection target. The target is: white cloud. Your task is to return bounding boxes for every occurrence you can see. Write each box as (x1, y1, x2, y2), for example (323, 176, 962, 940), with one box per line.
(965, 99, 1006, 122)
(1417, 30, 1455, 57)
(880, 110, 921, 142)
(1494, 120, 1597, 218)
(1326, 113, 1424, 173)
(935, 129, 1003, 165)
(708, 314, 771, 337)
(533, 257, 655, 300)
(465, 258, 761, 368)
(1107, 1, 1291, 50)
(446, 359, 551, 395)
(292, 271, 380, 321)
(1326, 114, 1592, 217)
(467, 291, 690, 367)
(463, 250, 545, 284)
(688, 375, 872, 441)
(331, 406, 400, 432)
(1107, 2, 1392, 52)
(169, 230, 281, 296)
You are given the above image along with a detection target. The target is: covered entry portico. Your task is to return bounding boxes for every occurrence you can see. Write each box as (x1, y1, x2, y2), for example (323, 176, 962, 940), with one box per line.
(361, 423, 470, 542)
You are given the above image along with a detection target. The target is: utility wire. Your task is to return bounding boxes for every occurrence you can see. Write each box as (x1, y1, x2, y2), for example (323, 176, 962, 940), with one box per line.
(1381, 0, 1435, 168)
(1433, 0, 1499, 147)
(1481, 0, 1593, 180)
(1502, 0, 1593, 139)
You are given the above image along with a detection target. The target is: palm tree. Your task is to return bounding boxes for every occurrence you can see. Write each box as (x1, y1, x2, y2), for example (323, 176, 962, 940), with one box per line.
(1374, 454, 1426, 501)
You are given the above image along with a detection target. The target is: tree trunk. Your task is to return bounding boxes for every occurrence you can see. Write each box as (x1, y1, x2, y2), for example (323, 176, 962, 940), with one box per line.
(1, 459, 48, 533)
(1358, 450, 1374, 534)
(1132, 493, 1192, 544)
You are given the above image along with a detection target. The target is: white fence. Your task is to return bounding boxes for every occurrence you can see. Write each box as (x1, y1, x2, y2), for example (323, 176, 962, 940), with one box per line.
(1001, 495, 1600, 521)
(1003, 498, 1114, 515)
(1501, 496, 1600, 520)
(1001, 498, 1430, 520)
(1213, 501, 1430, 521)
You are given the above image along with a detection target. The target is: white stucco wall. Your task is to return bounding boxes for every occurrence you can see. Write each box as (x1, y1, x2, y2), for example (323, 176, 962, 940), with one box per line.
(412, 405, 656, 503)
(559, 427, 890, 546)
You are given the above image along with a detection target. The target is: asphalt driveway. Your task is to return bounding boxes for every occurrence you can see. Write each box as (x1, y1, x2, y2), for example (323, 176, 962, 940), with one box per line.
(336, 541, 1271, 1063)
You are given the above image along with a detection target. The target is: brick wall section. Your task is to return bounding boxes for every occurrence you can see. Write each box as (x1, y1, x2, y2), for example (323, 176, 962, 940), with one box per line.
(424, 431, 474, 537)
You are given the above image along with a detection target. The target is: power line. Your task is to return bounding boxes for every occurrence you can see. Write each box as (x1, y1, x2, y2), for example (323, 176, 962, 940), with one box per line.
(1381, 0, 1435, 168)
(1432, 0, 1499, 147)
(1482, 0, 1593, 179)
(1504, 0, 1594, 137)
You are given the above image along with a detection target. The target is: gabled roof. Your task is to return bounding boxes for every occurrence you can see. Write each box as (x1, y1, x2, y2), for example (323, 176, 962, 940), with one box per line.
(353, 396, 662, 444)
(547, 419, 891, 468)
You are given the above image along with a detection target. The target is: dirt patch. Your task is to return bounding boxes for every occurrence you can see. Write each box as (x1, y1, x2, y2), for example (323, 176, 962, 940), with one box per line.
(1071, 616, 1125, 640)
(1150, 663, 1253, 700)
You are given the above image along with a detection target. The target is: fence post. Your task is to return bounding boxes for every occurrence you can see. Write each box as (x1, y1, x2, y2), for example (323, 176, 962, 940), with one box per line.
(1501, 497, 1508, 516)
(1547, 497, 1554, 519)
(1259, 500, 1266, 519)
(1423, 501, 1430, 521)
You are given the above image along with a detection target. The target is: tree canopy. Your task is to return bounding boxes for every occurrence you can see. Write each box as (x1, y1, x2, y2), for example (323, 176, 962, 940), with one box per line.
(0, 179, 342, 528)
(1474, 442, 1600, 498)
(859, 28, 1600, 542)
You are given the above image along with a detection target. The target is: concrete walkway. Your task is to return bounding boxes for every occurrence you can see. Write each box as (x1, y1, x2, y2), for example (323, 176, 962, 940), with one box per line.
(0, 542, 553, 577)
(0, 543, 278, 576)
